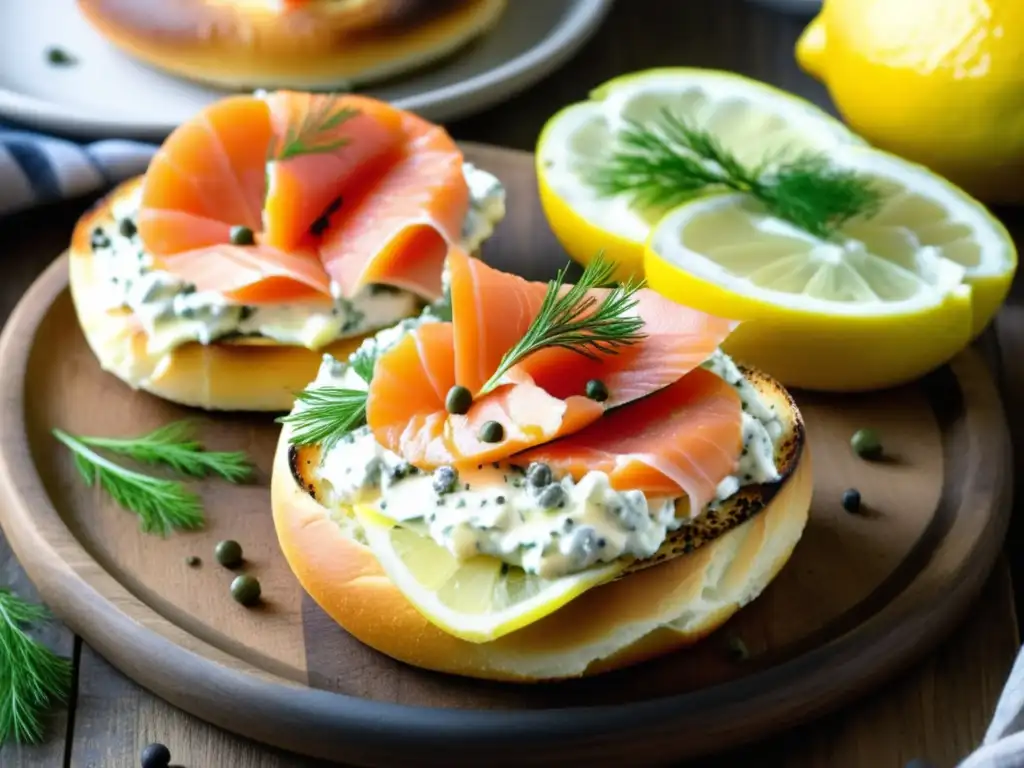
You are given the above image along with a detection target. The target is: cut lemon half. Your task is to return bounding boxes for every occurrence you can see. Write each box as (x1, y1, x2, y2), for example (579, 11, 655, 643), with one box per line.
(536, 68, 863, 281)
(354, 505, 625, 643)
(645, 145, 1016, 392)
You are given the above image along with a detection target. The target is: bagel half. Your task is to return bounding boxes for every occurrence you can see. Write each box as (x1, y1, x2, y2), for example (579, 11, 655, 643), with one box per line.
(70, 177, 430, 412)
(271, 367, 812, 681)
(76, 0, 508, 91)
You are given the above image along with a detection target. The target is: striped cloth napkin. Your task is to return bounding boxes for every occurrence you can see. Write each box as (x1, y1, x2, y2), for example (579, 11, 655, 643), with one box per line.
(0, 122, 155, 217)
(1, 122, 1024, 768)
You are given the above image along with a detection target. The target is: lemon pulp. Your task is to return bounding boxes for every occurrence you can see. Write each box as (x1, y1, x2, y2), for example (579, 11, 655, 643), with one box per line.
(645, 146, 1015, 392)
(536, 68, 863, 281)
(355, 505, 624, 643)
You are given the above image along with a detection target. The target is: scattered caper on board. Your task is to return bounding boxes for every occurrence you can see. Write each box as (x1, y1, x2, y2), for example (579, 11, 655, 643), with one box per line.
(231, 575, 262, 607)
(140, 742, 171, 768)
(841, 488, 862, 514)
(215, 540, 243, 568)
(851, 428, 883, 460)
(726, 635, 749, 661)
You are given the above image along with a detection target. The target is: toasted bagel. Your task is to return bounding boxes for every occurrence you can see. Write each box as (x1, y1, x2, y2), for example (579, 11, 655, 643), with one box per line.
(270, 368, 811, 681)
(76, 0, 508, 91)
(69, 177, 424, 412)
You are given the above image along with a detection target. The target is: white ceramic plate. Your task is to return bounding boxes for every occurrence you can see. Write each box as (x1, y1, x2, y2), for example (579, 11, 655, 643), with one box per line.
(0, 0, 614, 139)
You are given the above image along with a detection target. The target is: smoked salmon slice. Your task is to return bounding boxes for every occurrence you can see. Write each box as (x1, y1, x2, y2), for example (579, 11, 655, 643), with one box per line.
(136, 91, 469, 305)
(515, 368, 744, 512)
(318, 111, 470, 300)
(262, 92, 405, 253)
(158, 244, 331, 303)
(366, 322, 603, 468)
(447, 249, 740, 406)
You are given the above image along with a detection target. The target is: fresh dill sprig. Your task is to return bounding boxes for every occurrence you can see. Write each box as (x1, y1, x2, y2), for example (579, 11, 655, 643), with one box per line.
(478, 254, 648, 396)
(272, 96, 360, 161)
(70, 421, 252, 483)
(0, 590, 72, 745)
(585, 107, 883, 239)
(349, 348, 376, 385)
(278, 388, 368, 451)
(52, 429, 204, 537)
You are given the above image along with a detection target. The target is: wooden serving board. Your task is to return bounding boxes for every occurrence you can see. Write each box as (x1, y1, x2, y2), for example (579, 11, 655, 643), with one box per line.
(0, 145, 1013, 768)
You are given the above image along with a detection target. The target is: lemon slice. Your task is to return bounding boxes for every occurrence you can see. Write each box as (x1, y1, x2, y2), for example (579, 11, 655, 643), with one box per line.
(645, 145, 1016, 392)
(354, 505, 625, 643)
(536, 68, 863, 281)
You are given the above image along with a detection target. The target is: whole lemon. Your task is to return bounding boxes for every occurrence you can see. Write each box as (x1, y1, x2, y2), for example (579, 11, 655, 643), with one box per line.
(797, 0, 1024, 205)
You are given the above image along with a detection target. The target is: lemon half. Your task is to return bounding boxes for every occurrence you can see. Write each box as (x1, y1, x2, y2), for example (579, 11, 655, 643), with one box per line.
(536, 68, 864, 281)
(645, 146, 1016, 392)
(355, 505, 625, 643)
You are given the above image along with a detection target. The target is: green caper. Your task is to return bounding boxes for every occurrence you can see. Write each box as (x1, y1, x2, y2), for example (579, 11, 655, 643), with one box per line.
(118, 218, 137, 238)
(526, 461, 553, 488)
(726, 635, 749, 661)
(184, 555, 201, 568)
(850, 428, 882, 460)
(215, 539, 243, 568)
(445, 385, 472, 415)
(841, 488, 862, 514)
(585, 379, 609, 402)
(230, 575, 261, 607)
(478, 420, 504, 443)
(432, 465, 459, 495)
(46, 47, 76, 66)
(229, 225, 256, 246)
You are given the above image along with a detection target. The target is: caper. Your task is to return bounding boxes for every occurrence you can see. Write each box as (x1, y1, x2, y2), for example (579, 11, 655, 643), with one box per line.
(585, 379, 609, 402)
(432, 465, 459, 495)
(45, 47, 76, 66)
(90, 227, 110, 250)
(850, 428, 882, 460)
(117, 218, 137, 238)
(536, 483, 565, 509)
(841, 488, 862, 514)
(184, 555, 201, 568)
(478, 420, 504, 443)
(526, 461, 552, 488)
(214, 539, 243, 568)
(230, 575, 262, 607)
(726, 635, 749, 662)
(140, 742, 171, 768)
(229, 225, 256, 246)
(445, 385, 472, 415)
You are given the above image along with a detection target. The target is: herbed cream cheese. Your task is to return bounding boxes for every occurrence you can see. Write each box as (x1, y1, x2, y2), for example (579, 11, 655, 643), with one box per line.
(305, 328, 783, 580)
(89, 163, 505, 356)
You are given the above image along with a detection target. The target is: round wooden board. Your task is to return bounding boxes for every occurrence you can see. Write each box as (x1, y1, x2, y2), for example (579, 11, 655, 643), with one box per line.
(0, 144, 1013, 768)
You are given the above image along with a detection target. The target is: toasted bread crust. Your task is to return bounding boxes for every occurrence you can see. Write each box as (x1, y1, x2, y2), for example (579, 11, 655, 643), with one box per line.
(76, 0, 507, 90)
(271, 372, 812, 681)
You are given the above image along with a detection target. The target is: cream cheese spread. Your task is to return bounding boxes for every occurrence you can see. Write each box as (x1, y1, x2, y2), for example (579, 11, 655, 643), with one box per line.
(305, 328, 783, 580)
(88, 163, 505, 355)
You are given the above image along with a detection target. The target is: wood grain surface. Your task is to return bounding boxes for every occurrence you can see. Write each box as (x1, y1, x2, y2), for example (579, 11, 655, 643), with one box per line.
(0, 140, 1013, 767)
(1, 1, 1023, 766)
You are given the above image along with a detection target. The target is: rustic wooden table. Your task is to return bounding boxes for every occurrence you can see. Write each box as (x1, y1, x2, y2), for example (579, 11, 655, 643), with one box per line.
(2, 1, 1023, 766)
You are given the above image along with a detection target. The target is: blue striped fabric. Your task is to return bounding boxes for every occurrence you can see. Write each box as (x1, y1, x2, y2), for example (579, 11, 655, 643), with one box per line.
(0, 123, 156, 216)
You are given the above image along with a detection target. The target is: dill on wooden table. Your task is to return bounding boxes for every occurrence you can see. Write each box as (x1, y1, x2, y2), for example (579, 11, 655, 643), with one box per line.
(0, 589, 72, 745)
(52, 421, 254, 536)
(584, 107, 883, 239)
